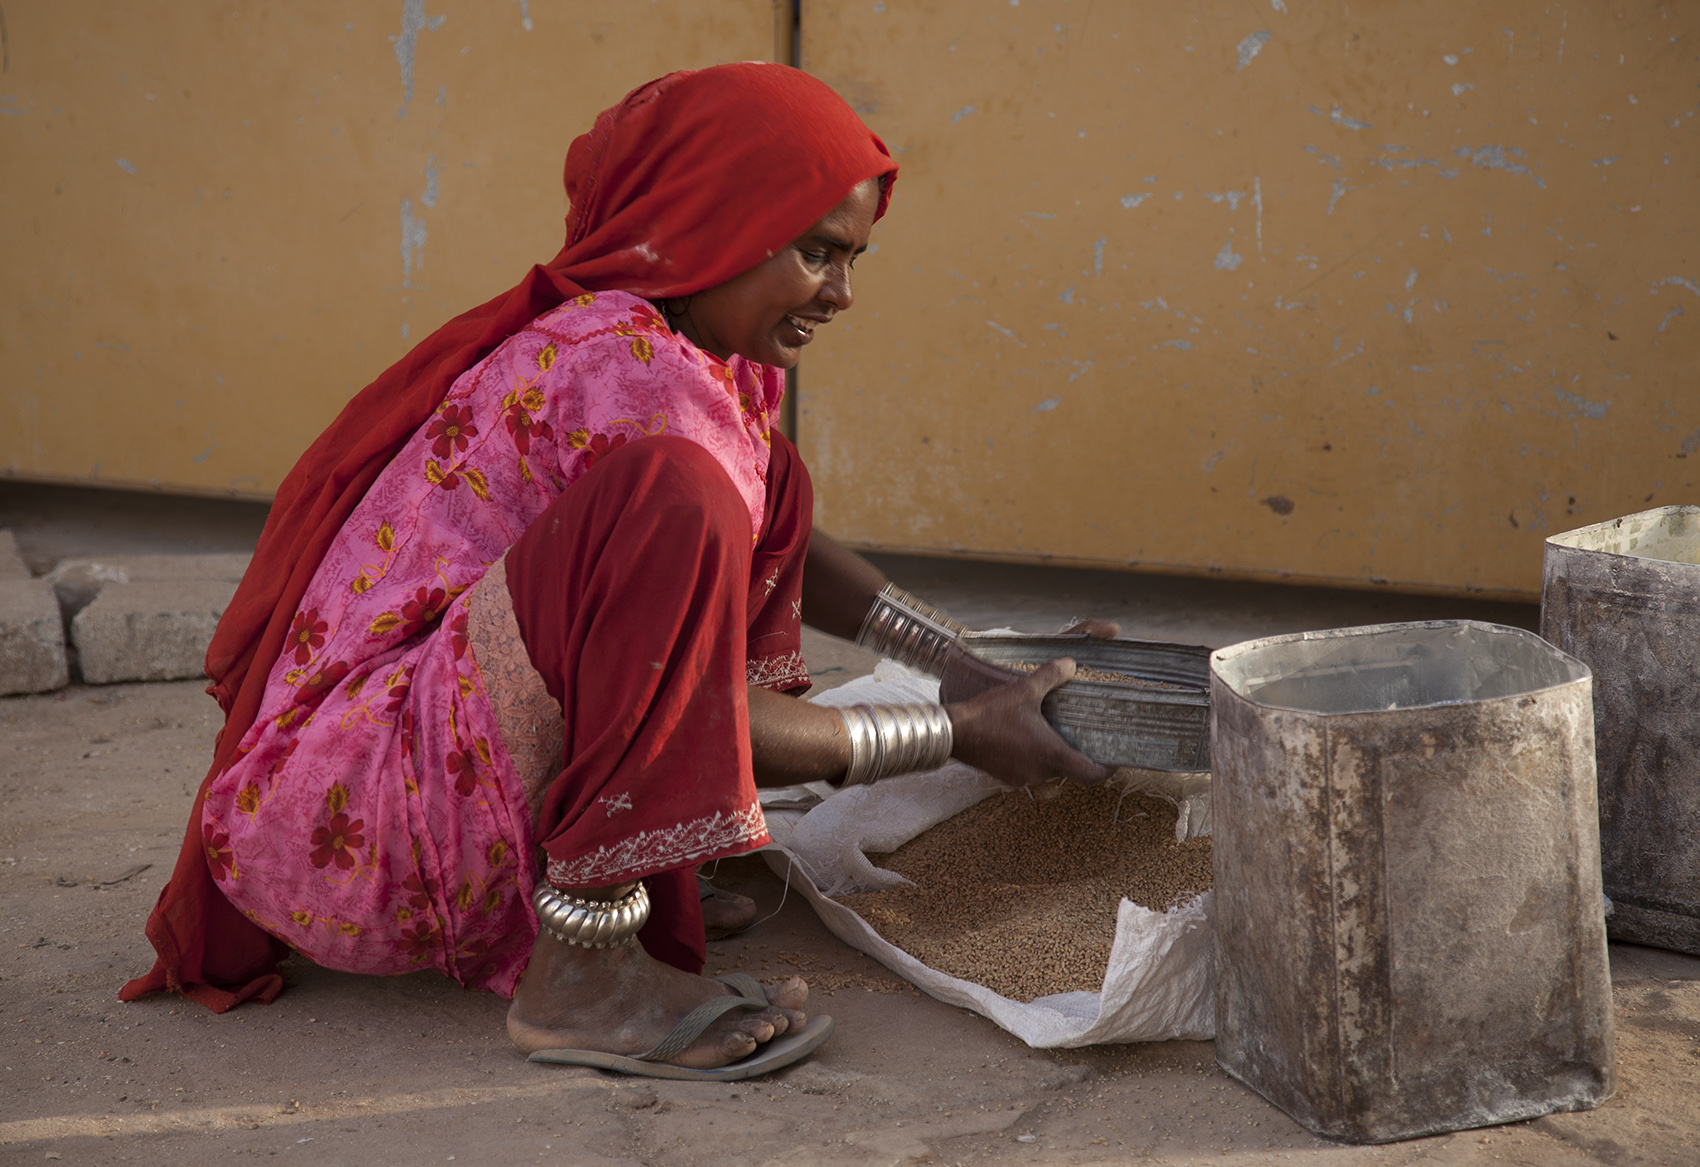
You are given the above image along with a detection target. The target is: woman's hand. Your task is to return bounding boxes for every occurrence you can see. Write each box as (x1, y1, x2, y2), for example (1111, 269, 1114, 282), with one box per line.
(944, 658, 1114, 788)
(937, 618, 1122, 705)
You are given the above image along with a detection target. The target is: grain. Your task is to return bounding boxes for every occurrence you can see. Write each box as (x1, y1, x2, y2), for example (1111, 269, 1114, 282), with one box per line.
(836, 781, 1212, 1002)
(708, 944, 916, 997)
(1007, 660, 1191, 690)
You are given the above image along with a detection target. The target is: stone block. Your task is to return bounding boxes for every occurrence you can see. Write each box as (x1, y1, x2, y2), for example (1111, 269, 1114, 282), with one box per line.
(71, 579, 238, 684)
(46, 552, 250, 620)
(0, 530, 30, 580)
(0, 577, 70, 695)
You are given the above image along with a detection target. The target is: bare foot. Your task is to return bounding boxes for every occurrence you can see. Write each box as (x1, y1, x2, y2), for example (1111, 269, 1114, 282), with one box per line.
(508, 901, 807, 1069)
(699, 872, 759, 939)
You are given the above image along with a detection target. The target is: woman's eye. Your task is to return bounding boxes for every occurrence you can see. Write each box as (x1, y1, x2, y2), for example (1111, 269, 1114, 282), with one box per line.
(802, 250, 829, 266)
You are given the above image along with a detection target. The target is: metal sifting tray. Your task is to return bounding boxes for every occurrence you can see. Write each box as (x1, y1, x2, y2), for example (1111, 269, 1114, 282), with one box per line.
(958, 632, 1212, 772)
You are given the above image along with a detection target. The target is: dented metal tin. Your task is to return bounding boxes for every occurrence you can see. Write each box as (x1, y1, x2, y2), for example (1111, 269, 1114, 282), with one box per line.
(958, 632, 1210, 771)
(1543, 505, 1700, 956)
(1210, 621, 1615, 1144)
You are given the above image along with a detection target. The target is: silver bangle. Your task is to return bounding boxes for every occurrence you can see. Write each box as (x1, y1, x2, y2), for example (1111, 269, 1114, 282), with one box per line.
(854, 583, 969, 677)
(837, 703, 954, 786)
(532, 881, 650, 948)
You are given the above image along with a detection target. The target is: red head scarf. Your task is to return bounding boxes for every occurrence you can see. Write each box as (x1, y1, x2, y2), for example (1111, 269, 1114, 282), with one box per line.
(123, 63, 898, 1012)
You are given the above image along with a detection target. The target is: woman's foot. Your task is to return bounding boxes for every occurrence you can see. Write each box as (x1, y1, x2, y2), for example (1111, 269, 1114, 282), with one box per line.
(699, 871, 759, 940)
(508, 918, 808, 1069)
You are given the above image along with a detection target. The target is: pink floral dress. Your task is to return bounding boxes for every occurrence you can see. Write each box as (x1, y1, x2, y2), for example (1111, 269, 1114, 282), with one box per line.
(201, 292, 799, 996)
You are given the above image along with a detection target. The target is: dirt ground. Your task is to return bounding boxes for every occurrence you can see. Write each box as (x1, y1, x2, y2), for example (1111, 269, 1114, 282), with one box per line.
(1, 509, 1697, 1166)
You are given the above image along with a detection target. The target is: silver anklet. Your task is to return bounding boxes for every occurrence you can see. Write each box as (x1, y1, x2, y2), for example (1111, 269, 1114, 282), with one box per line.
(854, 583, 968, 677)
(532, 881, 650, 948)
(837, 703, 954, 786)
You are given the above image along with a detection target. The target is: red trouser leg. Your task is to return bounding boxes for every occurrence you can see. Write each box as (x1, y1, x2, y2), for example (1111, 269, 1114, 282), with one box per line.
(504, 435, 768, 974)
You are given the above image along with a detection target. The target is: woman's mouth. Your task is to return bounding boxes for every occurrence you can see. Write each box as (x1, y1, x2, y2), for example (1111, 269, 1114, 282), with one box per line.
(783, 314, 819, 344)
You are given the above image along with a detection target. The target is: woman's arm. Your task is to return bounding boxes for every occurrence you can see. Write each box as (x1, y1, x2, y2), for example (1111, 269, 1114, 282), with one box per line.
(749, 685, 850, 786)
(748, 658, 1112, 789)
(799, 529, 886, 639)
(759, 527, 1121, 788)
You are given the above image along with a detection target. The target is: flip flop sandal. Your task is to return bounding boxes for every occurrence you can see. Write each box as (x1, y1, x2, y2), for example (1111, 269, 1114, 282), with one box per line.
(526, 973, 834, 1082)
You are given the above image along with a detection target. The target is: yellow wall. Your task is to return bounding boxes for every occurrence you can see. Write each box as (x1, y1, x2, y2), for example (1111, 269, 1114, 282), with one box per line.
(5, 2, 1696, 599)
(0, 0, 780, 497)
(799, 0, 1699, 598)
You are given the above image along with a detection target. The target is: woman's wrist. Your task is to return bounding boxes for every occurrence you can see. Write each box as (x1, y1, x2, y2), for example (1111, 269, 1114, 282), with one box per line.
(853, 583, 969, 677)
(834, 702, 954, 786)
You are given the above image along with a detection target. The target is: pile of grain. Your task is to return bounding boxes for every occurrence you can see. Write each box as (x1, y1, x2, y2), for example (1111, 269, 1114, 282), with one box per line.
(835, 781, 1212, 1002)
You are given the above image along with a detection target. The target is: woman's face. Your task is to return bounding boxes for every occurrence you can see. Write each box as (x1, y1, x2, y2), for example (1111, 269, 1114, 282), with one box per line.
(671, 178, 881, 369)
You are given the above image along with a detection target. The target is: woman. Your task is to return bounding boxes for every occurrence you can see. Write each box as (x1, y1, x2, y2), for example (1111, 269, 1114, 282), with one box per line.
(123, 63, 1110, 1077)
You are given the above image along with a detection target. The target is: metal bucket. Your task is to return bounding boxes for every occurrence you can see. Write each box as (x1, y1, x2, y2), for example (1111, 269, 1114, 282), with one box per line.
(1543, 505, 1700, 955)
(1210, 621, 1615, 1144)
(958, 632, 1210, 771)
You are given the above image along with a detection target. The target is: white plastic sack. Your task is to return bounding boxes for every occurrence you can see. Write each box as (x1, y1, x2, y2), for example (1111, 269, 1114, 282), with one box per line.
(758, 661, 1216, 1048)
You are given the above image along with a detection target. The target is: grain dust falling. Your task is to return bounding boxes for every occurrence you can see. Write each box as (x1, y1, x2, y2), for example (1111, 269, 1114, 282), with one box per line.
(836, 781, 1212, 1002)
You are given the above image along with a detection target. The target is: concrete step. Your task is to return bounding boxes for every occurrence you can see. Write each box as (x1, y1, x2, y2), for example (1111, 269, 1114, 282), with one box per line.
(0, 529, 70, 695)
(71, 578, 240, 684)
(0, 579, 71, 695)
(46, 552, 250, 620)
(0, 530, 30, 580)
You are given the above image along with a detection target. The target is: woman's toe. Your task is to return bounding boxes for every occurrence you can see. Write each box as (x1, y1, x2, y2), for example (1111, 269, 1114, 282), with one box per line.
(738, 1015, 777, 1043)
(775, 1006, 807, 1031)
(766, 976, 809, 1010)
(755, 1007, 791, 1037)
(721, 1029, 759, 1059)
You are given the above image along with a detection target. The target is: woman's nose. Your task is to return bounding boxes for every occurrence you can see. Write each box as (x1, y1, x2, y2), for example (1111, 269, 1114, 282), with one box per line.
(820, 262, 854, 312)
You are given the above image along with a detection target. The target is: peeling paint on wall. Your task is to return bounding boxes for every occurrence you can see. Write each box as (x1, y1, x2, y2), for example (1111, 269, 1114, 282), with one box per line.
(1236, 31, 1271, 72)
(1325, 177, 1348, 215)
(398, 156, 441, 337)
(421, 154, 440, 208)
(1457, 143, 1545, 188)
(1555, 389, 1609, 419)
(1328, 106, 1371, 131)
(400, 199, 426, 289)
(1252, 177, 1264, 255)
(391, 0, 446, 119)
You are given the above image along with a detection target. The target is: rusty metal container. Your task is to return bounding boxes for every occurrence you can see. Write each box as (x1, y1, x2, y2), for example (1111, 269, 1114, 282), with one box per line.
(1542, 505, 1700, 956)
(1210, 621, 1615, 1144)
(958, 632, 1210, 771)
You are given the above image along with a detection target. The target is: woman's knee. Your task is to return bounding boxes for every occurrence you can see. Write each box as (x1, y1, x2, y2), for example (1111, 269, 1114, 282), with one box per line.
(514, 435, 749, 569)
(589, 435, 748, 538)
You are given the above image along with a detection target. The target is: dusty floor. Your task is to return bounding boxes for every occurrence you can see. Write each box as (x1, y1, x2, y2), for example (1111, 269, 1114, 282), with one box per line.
(2, 536, 1697, 1166)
